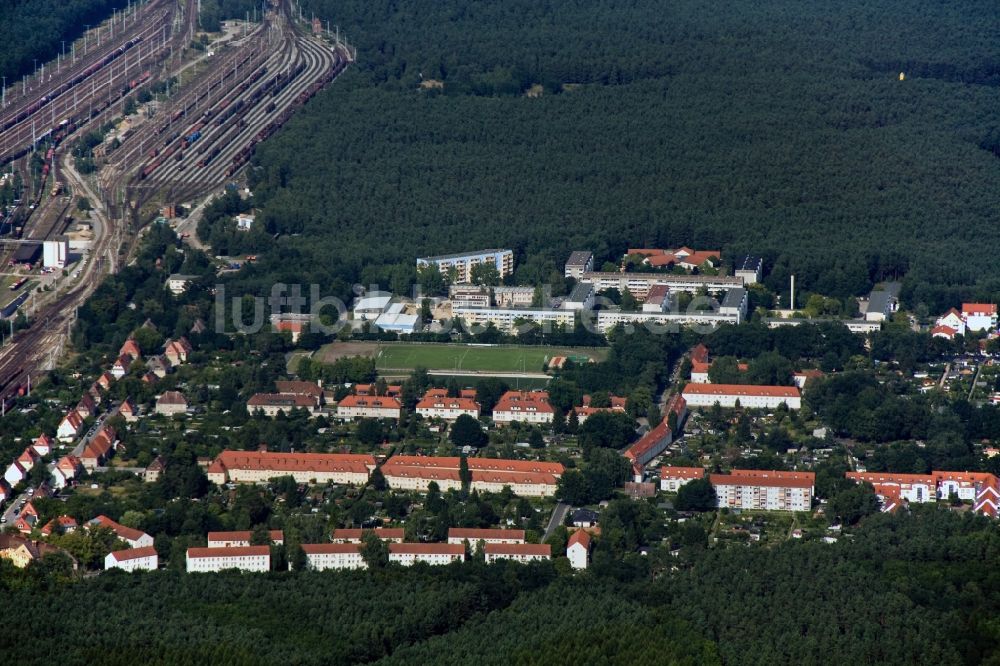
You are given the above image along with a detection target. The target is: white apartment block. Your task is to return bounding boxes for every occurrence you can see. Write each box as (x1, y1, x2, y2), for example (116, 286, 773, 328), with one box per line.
(417, 249, 514, 284)
(483, 543, 551, 563)
(300, 543, 367, 571)
(683, 384, 802, 410)
(710, 472, 814, 512)
(388, 543, 466, 566)
(567, 531, 591, 570)
(186, 546, 271, 573)
(104, 546, 158, 572)
(659, 466, 706, 493)
(207, 530, 284, 548)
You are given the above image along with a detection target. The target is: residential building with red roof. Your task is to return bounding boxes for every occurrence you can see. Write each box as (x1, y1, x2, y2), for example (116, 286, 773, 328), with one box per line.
(388, 543, 465, 566)
(119, 338, 142, 361)
(336, 394, 402, 420)
(483, 542, 551, 564)
(416, 389, 481, 420)
(931, 324, 958, 340)
(31, 434, 53, 457)
(354, 383, 402, 397)
(381, 455, 564, 497)
(96, 371, 115, 390)
(331, 527, 405, 543)
(207, 530, 284, 548)
(164, 337, 194, 365)
(120, 398, 140, 422)
(155, 391, 188, 417)
(186, 546, 270, 572)
(962, 303, 997, 332)
(105, 546, 158, 572)
(57, 410, 84, 442)
(275, 380, 324, 401)
(846, 470, 1000, 516)
(247, 393, 321, 417)
(626, 247, 721, 271)
(935, 308, 966, 337)
(40, 515, 78, 537)
(110, 354, 134, 380)
(206, 450, 376, 486)
(492, 390, 554, 425)
(710, 470, 814, 512)
(80, 426, 117, 470)
(690, 343, 711, 383)
(447, 528, 525, 552)
(300, 543, 366, 571)
(567, 530, 591, 570)
(683, 383, 801, 410)
(75, 392, 97, 419)
(87, 515, 154, 548)
(16, 446, 38, 471)
(4, 460, 27, 487)
(573, 394, 627, 424)
(0, 479, 11, 504)
(51, 455, 82, 488)
(660, 466, 706, 492)
(623, 395, 687, 476)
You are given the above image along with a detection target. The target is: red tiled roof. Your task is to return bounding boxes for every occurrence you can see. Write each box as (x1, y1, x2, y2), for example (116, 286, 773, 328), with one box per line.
(847, 471, 936, 485)
(186, 546, 270, 558)
(301, 543, 363, 555)
(567, 530, 591, 549)
(415, 395, 480, 411)
(207, 530, 283, 542)
(157, 391, 187, 405)
(710, 472, 814, 489)
(731, 469, 815, 482)
(275, 380, 323, 398)
(388, 543, 465, 555)
(962, 303, 997, 315)
(483, 543, 550, 556)
(110, 546, 157, 562)
(683, 384, 800, 398)
(210, 450, 376, 475)
(383, 455, 564, 475)
(248, 393, 316, 408)
(332, 528, 404, 540)
(89, 515, 148, 543)
(493, 390, 554, 415)
(661, 466, 705, 480)
(337, 395, 402, 409)
(448, 528, 525, 541)
(930, 325, 957, 337)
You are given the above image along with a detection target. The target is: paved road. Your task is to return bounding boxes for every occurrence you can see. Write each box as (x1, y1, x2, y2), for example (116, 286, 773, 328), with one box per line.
(543, 502, 569, 542)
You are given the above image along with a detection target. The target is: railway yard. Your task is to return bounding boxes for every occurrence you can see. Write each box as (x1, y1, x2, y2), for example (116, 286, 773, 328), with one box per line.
(0, 0, 351, 409)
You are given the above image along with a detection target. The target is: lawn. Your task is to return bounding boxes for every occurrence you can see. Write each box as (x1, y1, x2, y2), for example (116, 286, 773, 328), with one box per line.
(373, 343, 607, 373)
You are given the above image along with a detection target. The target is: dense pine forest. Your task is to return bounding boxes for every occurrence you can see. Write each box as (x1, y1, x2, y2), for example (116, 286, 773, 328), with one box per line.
(0, 0, 129, 81)
(1, 511, 997, 664)
(222, 0, 1000, 311)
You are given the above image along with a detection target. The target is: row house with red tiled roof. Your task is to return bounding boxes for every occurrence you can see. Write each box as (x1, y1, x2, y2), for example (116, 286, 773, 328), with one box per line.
(447, 528, 525, 552)
(206, 450, 376, 486)
(80, 426, 117, 471)
(623, 395, 687, 479)
(846, 470, 1000, 517)
(353, 383, 402, 398)
(186, 546, 270, 572)
(683, 383, 801, 410)
(388, 543, 465, 566)
(381, 455, 564, 497)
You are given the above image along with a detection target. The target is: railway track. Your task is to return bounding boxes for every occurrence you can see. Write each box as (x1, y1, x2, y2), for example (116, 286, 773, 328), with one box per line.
(0, 0, 352, 405)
